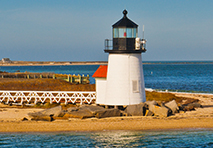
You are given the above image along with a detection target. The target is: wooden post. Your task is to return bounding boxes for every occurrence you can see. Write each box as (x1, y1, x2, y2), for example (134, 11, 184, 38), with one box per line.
(82, 74, 85, 84)
(27, 75, 30, 79)
(73, 74, 75, 83)
(70, 75, 73, 83)
(53, 74, 55, 79)
(87, 74, 89, 83)
(68, 75, 70, 82)
(78, 74, 81, 84)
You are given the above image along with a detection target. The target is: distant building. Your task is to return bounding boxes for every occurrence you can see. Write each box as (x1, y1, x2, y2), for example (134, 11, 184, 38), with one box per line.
(1, 58, 11, 63)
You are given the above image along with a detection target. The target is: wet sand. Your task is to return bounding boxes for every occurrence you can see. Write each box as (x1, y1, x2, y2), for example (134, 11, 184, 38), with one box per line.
(0, 92, 212, 132)
(0, 117, 212, 132)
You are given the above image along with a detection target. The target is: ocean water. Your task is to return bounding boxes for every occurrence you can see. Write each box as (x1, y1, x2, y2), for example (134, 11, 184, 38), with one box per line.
(0, 130, 212, 147)
(143, 62, 213, 93)
(0, 61, 212, 93)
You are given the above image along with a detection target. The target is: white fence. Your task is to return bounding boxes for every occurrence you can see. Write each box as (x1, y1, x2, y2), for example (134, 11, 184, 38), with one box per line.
(0, 91, 96, 105)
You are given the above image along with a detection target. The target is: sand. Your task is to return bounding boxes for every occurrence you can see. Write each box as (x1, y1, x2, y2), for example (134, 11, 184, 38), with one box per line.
(0, 92, 212, 132)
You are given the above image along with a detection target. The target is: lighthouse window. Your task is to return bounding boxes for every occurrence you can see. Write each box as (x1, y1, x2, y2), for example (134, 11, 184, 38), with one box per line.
(118, 28, 126, 38)
(113, 28, 137, 38)
(132, 80, 139, 93)
(126, 28, 133, 38)
(133, 28, 137, 37)
(113, 28, 119, 38)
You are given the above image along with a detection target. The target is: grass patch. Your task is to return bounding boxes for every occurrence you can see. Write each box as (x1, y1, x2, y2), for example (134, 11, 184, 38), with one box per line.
(145, 91, 184, 103)
(0, 78, 95, 91)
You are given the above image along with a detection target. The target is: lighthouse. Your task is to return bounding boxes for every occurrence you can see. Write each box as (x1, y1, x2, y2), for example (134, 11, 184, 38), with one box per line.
(93, 10, 146, 106)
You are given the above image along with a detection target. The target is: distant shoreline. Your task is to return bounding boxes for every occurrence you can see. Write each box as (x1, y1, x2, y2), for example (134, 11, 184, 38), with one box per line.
(0, 61, 108, 66)
(0, 61, 212, 66)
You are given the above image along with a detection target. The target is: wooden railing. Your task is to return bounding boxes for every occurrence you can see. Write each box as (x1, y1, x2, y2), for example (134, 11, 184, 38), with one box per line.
(0, 73, 90, 84)
(0, 91, 96, 105)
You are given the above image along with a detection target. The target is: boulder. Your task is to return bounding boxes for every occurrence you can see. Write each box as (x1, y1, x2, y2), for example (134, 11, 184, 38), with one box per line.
(182, 102, 202, 111)
(79, 105, 105, 115)
(31, 115, 53, 121)
(41, 106, 62, 117)
(28, 112, 44, 118)
(188, 102, 202, 108)
(28, 106, 62, 118)
(125, 103, 147, 116)
(57, 110, 66, 117)
(67, 107, 79, 112)
(95, 108, 121, 118)
(165, 100, 179, 114)
(65, 110, 94, 119)
(145, 110, 154, 116)
(149, 104, 169, 117)
(182, 105, 195, 111)
(145, 100, 158, 106)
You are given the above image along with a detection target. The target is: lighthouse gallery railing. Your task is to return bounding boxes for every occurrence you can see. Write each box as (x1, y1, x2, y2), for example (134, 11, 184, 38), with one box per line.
(0, 91, 96, 105)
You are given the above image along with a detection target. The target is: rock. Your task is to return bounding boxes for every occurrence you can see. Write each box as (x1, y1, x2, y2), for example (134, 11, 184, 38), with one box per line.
(120, 110, 129, 116)
(124, 103, 147, 116)
(79, 105, 105, 115)
(188, 103, 202, 108)
(95, 108, 121, 118)
(182, 98, 199, 105)
(145, 100, 158, 106)
(67, 107, 79, 112)
(31, 115, 53, 121)
(64, 110, 94, 119)
(149, 104, 169, 117)
(181, 102, 202, 112)
(28, 106, 62, 117)
(65, 105, 120, 119)
(165, 100, 179, 114)
(57, 110, 66, 117)
(145, 110, 154, 116)
(182, 105, 195, 111)
(41, 106, 62, 117)
(28, 112, 45, 118)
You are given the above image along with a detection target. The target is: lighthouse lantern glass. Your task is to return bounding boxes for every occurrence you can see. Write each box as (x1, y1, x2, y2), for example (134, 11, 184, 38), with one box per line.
(119, 28, 125, 37)
(113, 28, 119, 38)
(113, 28, 137, 38)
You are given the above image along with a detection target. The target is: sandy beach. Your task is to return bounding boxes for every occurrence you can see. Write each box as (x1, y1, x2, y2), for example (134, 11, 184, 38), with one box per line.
(0, 92, 212, 132)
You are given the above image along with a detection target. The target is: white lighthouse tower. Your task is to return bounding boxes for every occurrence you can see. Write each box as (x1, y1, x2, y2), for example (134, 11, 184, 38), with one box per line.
(93, 10, 147, 106)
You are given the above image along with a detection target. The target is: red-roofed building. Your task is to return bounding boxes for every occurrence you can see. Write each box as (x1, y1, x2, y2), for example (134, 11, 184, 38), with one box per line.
(92, 65, 108, 104)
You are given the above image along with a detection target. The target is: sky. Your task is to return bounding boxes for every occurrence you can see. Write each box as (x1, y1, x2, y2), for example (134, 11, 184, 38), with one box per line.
(0, 0, 212, 62)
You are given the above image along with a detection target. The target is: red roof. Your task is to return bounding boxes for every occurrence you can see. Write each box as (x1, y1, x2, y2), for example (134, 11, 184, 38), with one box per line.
(92, 65, 108, 78)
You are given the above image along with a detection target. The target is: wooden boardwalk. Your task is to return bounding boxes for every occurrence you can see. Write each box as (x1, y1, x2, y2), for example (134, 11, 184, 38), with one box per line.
(0, 72, 90, 84)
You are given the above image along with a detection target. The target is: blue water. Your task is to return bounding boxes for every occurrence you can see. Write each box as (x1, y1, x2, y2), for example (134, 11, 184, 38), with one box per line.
(0, 61, 212, 93)
(0, 130, 212, 147)
(143, 63, 213, 93)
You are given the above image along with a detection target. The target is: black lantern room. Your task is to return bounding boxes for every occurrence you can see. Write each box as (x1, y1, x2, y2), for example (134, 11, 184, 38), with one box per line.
(105, 10, 146, 53)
